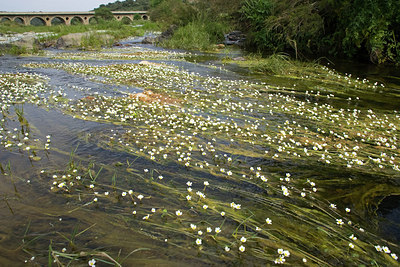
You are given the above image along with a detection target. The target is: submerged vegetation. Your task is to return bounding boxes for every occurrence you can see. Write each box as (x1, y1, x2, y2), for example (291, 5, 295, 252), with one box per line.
(0, 43, 399, 265)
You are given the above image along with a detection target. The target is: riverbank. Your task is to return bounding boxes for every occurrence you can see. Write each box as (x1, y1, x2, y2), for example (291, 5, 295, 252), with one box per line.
(0, 20, 161, 54)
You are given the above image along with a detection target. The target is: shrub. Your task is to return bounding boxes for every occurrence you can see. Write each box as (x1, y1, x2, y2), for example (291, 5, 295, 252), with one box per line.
(149, 0, 196, 26)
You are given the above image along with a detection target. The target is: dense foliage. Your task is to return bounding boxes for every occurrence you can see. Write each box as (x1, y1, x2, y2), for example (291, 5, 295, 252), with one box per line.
(94, 7, 115, 21)
(98, 0, 150, 11)
(241, 0, 400, 64)
(92, 0, 400, 63)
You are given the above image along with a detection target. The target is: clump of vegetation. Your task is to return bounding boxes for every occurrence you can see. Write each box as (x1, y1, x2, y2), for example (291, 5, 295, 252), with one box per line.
(161, 19, 228, 51)
(240, 0, 400, 64)
(0, 44, 27, 56)
(149, 0, 235, 51)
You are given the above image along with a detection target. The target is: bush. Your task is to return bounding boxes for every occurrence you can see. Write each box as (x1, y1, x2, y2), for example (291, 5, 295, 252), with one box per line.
(240, 0, 400, 64)
(149, 0, 196, 26)
(162, 19, 228, 51)
(241, 0, 323, 58)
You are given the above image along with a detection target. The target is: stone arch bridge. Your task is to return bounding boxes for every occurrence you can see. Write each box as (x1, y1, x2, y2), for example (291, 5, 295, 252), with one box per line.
(0, 11, 148, 26)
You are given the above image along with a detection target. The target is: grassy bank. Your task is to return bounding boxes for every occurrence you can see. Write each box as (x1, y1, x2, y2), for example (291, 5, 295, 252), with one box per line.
(0, 20, 162, 52)
(161, 20, 229, 51)
(0, 20, 161, 39)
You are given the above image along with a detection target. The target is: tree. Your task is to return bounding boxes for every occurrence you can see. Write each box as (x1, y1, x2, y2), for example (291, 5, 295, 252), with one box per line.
(94, 7, 115, 21)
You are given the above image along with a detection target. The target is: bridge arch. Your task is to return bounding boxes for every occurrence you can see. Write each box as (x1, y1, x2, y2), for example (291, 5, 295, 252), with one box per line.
(121, 16, 132, 24)
(71, 16, 84, 25)
(30, 17, 46, 26)
(0, 17, 11, 23)
(51, 17, 66, 25)
(142, 15, 149, 20)
(14, 17, 25, 24)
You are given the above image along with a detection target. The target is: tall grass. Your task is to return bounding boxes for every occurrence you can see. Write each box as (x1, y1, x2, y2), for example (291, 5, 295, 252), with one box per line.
(161, 19, 228, 51)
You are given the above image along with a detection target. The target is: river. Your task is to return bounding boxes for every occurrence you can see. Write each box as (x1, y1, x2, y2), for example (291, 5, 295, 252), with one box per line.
(0, 42, 399, 266)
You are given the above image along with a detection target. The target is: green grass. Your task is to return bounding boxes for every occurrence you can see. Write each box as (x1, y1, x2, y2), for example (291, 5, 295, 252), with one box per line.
(161, 20, 228, 51)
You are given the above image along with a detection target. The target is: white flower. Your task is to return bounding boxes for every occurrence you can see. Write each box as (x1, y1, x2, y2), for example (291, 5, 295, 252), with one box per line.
(186, 181, 192, 186)
(190, 224, 197, 230)
(391, 253, 398, 260)
(240, 237, 247, 243)
(186, 195, 192, 201)
(137, 194, 144, 200)
(265, 218, 272, 224)
(215, 227, 221, 233)
(121, 192, 127, 197)
(198, 230, 203, 235)
(176, 210, 182, 216)
(128, 190, 133, 195)
(89, 184, 95, 189)
(336, 219, 344, 226)
(224, 246, 230, 252)
(345, 208, 351, 213)
(382, 246, 391, 254)
(207, 227, 212, 233)
(349, 243, 354, 249)
(283, 250, 290, 257)
(239, 245, 245, 252)
(203, 205, 208, 210)
(375, 245, 382, 252)
(88, 259, 96, 266)
(221, 211, 225, 216)
(196, 238, 202, 245)
(204, 181, 209, 186)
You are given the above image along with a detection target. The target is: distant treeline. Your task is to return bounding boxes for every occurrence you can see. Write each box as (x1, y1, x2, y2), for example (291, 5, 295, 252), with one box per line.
(98, 0, 400, 64)
(98, 0, 150, 11)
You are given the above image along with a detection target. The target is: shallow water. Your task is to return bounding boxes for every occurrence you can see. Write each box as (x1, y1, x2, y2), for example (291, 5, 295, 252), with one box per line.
(0, 44, 399, 266)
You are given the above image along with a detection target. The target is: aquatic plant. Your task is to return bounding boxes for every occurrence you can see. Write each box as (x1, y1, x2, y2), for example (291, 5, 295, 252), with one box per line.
(20, 56, 400, 265)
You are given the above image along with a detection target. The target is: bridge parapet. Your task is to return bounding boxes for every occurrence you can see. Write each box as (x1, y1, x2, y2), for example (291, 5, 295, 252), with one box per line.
(0, 11, 148, 26)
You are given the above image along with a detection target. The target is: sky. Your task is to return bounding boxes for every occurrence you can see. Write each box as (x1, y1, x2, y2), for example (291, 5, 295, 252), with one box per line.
(0, 0, 119, 12)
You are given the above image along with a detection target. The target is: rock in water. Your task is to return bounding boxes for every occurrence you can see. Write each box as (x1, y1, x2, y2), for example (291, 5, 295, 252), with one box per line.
(56, 32, 114, 49)
(224, 31, 246, 46)
(11, 36, 41, 50)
